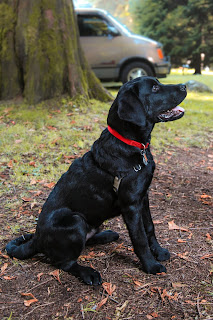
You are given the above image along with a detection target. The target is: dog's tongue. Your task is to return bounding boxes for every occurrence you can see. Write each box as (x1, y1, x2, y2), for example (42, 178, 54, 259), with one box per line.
(158, 105, 185, 121)
(173, 106, 185, 113)
(163, 106, 185, 118)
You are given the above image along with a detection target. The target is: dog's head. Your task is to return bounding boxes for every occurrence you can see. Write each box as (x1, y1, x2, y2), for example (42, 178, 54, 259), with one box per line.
(107, 77, 187, 129)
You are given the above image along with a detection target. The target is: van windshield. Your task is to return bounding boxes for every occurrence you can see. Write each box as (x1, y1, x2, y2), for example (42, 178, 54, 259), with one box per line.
(105, 11, 132, 36)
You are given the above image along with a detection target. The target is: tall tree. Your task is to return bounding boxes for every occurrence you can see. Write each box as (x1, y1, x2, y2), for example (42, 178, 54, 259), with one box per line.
(131, 0, 213, 74)
(0, 0, 111, 103)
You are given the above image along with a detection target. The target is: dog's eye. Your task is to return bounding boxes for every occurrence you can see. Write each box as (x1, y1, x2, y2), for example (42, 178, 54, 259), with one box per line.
(152, 85, 160, 93)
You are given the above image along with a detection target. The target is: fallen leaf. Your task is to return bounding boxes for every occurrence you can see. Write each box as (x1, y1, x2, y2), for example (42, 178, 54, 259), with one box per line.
(51, 138, 61, 144)
(0, 250, 9, 259)
(153, 220, 164, 224)
(63, 154, 78, 159)
(3, 275, 16, 280)
(24, 298, 38, 307)
(206, 233, 212, 241)
(77, 298, 83, 303)
(113, 242, 124, 251)
(172, 282, 186, 289)
(133, 280, 143, 287)
(161, 288, 168, 302)
(151, 312, 158, 318)
(171, 292, 178, 301)
(29, 161, 36, 167)
(20, 292, 38, 307)
(134, 281, 151, 291)
(79, 251, 96, 261)
(159, 288, 178, 302)
(185, 300, 196, 306)
(168, 220, 189, 232)
(188, 233, 193, 239)
(34, 190, 42, 197)
(177, 252, 191, 261)
(96, 297, 108, 311)
(37, 272, 44, 281)
(44, 182, 55, 189)
(30, 202, 37, 209)
(49, 269, 61, 284)
(30, 178, 37, 185)
(22, 197, 33, 202)
(102, 282, 116, 295)
(199, 193, 212, 205)
(200, 253, 213, 260)
(7, 160, 13, 168)
(200, 194, 212, 199)
(47, 126, 57, 130)
(177, 239, 187, 243)
(20, 292, 34, 297)
(0, 263, 8, 275)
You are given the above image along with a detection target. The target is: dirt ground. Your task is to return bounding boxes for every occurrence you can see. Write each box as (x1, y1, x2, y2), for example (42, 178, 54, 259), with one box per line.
(0, 146, 212, 320)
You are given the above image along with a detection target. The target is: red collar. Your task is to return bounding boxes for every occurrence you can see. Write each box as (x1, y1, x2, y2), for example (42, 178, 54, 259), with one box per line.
(108, 125, 149, 150)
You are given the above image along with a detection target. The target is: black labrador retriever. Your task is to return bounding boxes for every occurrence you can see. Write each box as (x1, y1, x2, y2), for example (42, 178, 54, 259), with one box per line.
(6, 77, 187, 285)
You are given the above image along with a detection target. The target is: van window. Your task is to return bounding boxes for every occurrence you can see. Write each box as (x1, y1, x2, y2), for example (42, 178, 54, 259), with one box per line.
(77, 14, 120, 37)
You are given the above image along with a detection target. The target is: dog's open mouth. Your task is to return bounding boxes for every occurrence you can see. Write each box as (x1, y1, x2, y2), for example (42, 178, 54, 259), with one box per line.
(157, 106, 185, 122)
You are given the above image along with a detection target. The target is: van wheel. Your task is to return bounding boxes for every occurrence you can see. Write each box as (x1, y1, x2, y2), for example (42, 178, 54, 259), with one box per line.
(120, 62, 154, 83)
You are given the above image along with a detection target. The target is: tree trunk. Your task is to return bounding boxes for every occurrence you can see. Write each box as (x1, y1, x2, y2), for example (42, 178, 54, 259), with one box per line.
(0, 0, 111, 103)
(191, 53, 202, 75)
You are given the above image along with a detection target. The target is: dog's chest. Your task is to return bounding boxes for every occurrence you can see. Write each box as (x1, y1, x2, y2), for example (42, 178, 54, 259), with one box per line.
(118, 159, 155, 198)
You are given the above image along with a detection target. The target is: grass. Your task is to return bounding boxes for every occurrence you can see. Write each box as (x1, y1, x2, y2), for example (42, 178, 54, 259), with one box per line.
(152, 70, 213, 149)
(0, 72, 212, 190)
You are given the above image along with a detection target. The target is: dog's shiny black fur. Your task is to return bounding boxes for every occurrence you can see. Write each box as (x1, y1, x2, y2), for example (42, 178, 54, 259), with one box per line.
(6, 77, 187, 285)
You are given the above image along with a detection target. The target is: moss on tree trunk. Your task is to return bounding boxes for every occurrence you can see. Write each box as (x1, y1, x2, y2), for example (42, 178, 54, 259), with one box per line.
(0, 0, 111, 103)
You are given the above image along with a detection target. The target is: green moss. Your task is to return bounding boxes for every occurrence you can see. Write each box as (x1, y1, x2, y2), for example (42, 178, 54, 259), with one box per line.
(23, 0, 89, 103)
(0, 1, 112, 104)
(0, 3, 20, 98)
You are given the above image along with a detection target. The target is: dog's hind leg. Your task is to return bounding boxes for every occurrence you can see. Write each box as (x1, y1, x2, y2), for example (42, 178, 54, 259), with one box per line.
(86, 230, 119, 245)
(142, 194, 170, 261)
(42, 208, 102, 285)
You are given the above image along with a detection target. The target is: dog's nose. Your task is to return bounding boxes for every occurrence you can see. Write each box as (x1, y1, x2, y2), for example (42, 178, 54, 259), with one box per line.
(180, 84, 187, 91)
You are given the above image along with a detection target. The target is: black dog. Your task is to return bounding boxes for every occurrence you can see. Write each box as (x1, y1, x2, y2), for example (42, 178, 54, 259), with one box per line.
(6, 77, 187, 285)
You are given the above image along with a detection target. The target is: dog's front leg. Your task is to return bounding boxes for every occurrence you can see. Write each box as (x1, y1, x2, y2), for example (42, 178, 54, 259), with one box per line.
(142, 193, 170, 261)
(122, 206, 166, 274)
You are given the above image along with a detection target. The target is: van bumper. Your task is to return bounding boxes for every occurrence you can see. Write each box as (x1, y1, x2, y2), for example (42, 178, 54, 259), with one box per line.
(154, 59, 171, 78)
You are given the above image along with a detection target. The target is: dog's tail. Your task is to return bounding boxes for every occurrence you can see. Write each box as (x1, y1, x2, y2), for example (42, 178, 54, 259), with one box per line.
(6, 234, 37, 259)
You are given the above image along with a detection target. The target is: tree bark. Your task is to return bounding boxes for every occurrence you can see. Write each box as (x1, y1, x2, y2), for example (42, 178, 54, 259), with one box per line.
(0, 0, 111, 103)
(191, 53, 202, 75)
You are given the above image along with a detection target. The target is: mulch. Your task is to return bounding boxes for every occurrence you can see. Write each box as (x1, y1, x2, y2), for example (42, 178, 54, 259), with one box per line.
(0, 146, 212, 320)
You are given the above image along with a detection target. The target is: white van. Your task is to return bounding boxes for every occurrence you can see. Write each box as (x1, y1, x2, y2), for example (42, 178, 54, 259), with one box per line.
(76, 8, 171, 83)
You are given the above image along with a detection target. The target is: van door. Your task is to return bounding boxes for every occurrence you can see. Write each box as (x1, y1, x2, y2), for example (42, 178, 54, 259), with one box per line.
(77, 13, 123, 80)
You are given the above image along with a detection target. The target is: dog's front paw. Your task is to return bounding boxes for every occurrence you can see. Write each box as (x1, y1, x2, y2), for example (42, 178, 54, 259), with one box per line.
(79, 266, 102, 286)
(156, 248, 170, 261)
(143, 261, 166, 275)
(151, 245, 170, 261)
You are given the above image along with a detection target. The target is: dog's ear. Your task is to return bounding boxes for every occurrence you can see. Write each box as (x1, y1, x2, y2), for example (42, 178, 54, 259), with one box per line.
(117, 89, 146, 127)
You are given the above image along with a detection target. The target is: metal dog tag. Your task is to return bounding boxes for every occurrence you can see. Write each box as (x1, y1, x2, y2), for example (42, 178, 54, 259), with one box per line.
(141, 150, 148, 166)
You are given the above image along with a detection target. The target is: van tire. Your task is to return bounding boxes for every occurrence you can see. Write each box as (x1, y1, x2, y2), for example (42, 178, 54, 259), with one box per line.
(120, 62, 154, 83)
